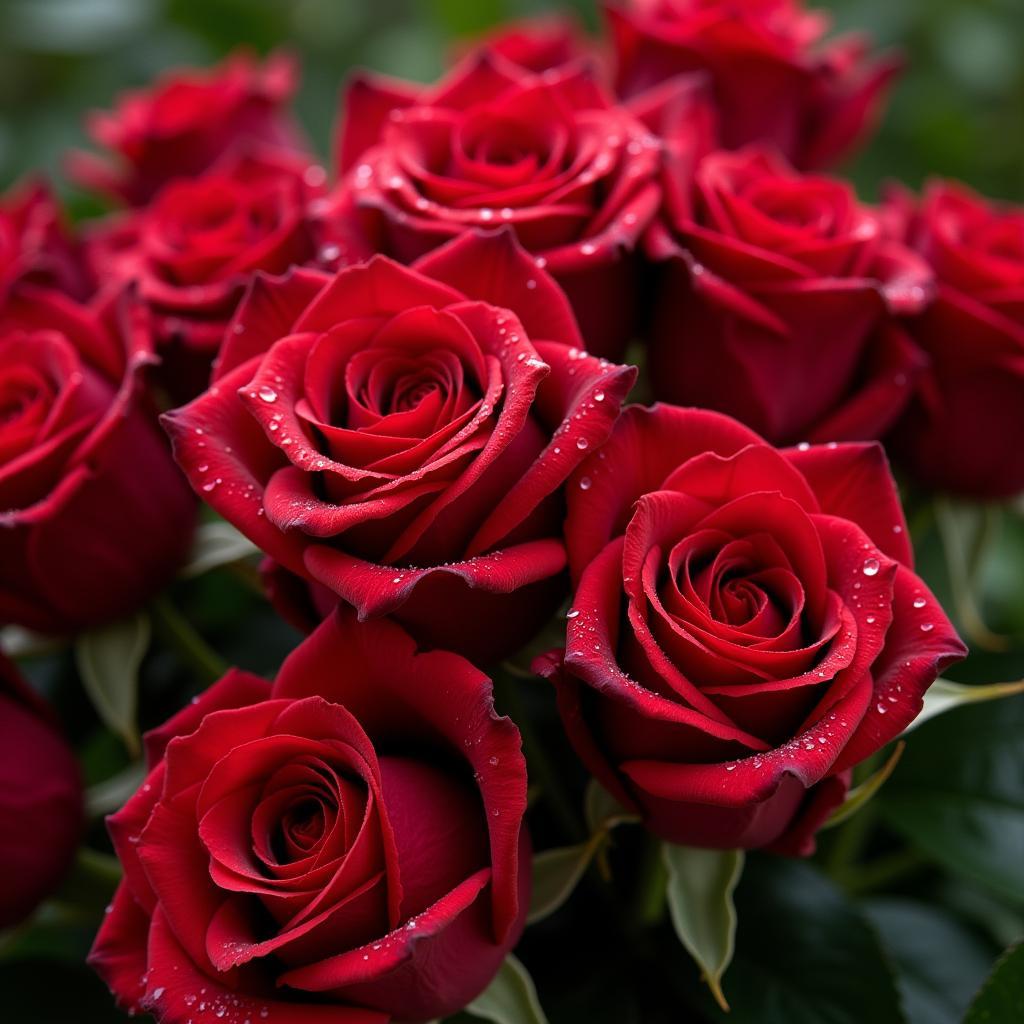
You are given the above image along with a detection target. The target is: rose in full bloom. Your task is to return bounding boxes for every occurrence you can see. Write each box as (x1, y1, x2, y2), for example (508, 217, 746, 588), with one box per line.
(89, 148, 324, 399)
(1, 179, 93, 301)
(163, 230, 635, 664)
(646, 147, 931, 444)
(68, 50, 306, 206)
(0, 651, 82, 928)
(883, 182, 1024, 498)
(607, 0, 900, 170)
(326, 55, 666, 359)
(89, 609, 529, 1023)
(0, 285, 195, 633)
(536, 405, 965, 853)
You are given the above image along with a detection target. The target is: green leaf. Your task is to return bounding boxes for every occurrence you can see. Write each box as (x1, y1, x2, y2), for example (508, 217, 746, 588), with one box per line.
(85, 762, 146, 817)
(584, 778, 639, 834)
(466, 954, 550, 1024)
(74, 612, 150, 757)
(880, 695, 1024, 903)
(180, 520, 260, 578)
(964, 943, 1024, 1024)
(662, 844, 743, 1012)
(823, 742, 904, 829)
(865, 898, 995, 1024)
(703, 858, 905, 1024)
(527, 834, 604, 925)
(904, 677, 1024, 734)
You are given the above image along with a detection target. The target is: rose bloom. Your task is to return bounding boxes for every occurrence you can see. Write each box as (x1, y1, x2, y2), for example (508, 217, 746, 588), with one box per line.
(88, 148, 324, 399)
(0, 651, 82, 929)
(0, 284, 195, 633)
(884, 182, 1024, 498)
(163, 230, 634, 665)
(536, 405, 965, 853)
(462, 15, 593, 74)
(0, 178, 93, 301)
(646, 147, 931, 445)
(89, 609, 529, 1023)
(68, 50, 306, 206)
(607, 0, 900, 170)
(325, 54, 666, 360)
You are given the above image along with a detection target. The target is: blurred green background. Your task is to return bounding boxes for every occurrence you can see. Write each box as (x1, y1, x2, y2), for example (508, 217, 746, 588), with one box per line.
(0, 0, 1021, 201)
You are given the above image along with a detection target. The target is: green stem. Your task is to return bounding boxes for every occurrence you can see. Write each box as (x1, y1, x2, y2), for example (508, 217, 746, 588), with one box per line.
(150, 596, 229, 686)
(844, 848, 930, 894)
(493, 670, 585, 844)
(824, 800, 877, 887)
(631, 834, 667, 930)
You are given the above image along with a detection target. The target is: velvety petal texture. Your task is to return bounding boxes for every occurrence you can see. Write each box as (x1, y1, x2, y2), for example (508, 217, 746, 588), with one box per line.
(163, 230, 635, 664)
(88, 147, 324, 399)
(884, 181, 1024, 498)
(0, 652, 82, 928)
(0, 284, 195, 633)
(89, 609, 529, 1024)
(646, 146, 931, 444)
(324, 55, 669, 359)
(607, 0, 899, 171)
(0, 178, 93, 301)
(68, 49, 307, 206)
(537, 405, 965, 853)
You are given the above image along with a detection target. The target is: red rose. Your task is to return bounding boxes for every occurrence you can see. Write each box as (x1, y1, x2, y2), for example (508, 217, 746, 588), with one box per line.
(462, 15, 592, 75)
(0, 651, 82, 928)
(89, 609, 529, 1023)
(607, 0, 900, 170)
(68, 50, 306, 206)
(163, 230, 634, 665)
(884, 182, 1024, 498)
(536, 405, 965, 853)
(0, 178, 93, 301)
(0, 286, 195, 633)
(88, 148, 324, 399)
(326, 56, 666, 359)
(646, 147, 931, 444)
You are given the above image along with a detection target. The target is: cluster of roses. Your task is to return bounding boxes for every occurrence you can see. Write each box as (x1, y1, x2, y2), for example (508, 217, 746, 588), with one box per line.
(3, 1, 1020, 1021)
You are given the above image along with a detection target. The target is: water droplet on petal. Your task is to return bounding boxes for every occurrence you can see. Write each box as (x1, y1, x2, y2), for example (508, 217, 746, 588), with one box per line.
(862, 558, 880, 576)
(257, 385, 277, 404)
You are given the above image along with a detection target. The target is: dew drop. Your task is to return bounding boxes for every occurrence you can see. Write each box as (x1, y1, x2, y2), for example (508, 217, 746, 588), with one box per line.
(566, 609, 580, 619)
(913, 597, 926, 609)
(594, 391, 605, 402)
(876, 702, 888, 714)
(920, 622, 934, 632)
(862, 558, 880, 576)
(579, 476, 592, 491)
(576, 437, 589, 450)
(257, 385, 277, 404)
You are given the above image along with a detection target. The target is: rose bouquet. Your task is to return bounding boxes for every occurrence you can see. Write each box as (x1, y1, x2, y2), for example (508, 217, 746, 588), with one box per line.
(1, 3, 1023, 1023)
